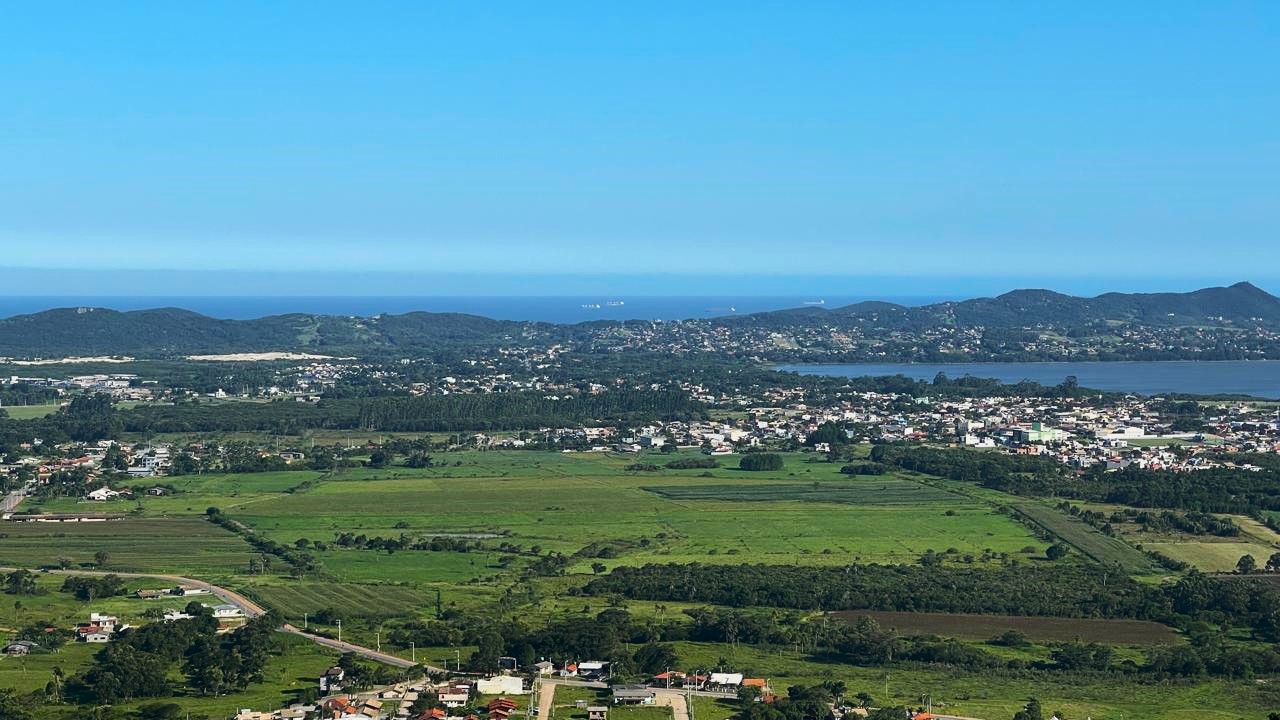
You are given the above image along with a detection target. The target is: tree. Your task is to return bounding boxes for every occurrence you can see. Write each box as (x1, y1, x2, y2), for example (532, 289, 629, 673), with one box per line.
(1012, 698, 1044, 720)
(94, 550, 111, 567)
(4, 570, 39, 596)
(591, 562, 607, 575)
(633, 642, 678, 675)
(1268, 552, 1280, 572)
(736, 684, 762, 705)
(0, 689, 34, 720)
(1236, 554, 1258, 575)
(468, 631, 505, 672)
(1045, 544, 1068, 561)
(739, 453, 784, 472)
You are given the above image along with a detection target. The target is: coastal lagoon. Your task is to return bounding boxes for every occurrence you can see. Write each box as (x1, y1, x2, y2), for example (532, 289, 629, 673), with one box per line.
(776, 361, 1280, 399)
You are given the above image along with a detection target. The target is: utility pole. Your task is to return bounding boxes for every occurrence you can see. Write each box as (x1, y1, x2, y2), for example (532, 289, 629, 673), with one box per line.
(303, 612, 308, 630)
(337, 619, 342, 643)
(410, 641, 416, 664)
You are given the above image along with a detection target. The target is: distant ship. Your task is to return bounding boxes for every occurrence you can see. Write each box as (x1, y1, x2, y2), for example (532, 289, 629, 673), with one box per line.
(706, 306, 737, 313)
(606, 300, 625, 307)
(580, 303, 601, 309)
(803, 299, 826, 306)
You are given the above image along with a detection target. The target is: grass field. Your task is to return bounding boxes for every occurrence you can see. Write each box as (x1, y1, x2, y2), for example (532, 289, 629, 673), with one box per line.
(830, 610, 1180, 645)
(244, 580, 435, 620)
(1011, 502, 1157, 573)
(69, 451, 1045, 576)
(0, 517, 256, 574)
(0, 402, 61, 419)
(1145, 542, 1272, 573)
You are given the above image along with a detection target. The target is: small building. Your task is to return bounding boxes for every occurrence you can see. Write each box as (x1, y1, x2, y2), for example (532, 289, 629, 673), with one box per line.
(588, 707, 609, 720)
(211, 604, 244, 618)
(319, 666, 346, 692)
(611, 686, 655, 706)
(532, 660, 555, 676)
(4, 640, 38, 655)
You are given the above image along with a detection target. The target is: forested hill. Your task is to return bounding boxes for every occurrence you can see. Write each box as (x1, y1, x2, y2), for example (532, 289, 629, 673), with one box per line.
(0, 306, 533, 357)
(730, 281, 1280, 330)
(0, 281, 1277, 358)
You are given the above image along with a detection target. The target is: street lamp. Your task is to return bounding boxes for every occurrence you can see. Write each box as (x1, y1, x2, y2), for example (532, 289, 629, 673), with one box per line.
(410, 641, 416, 664)
(336, 619, 342, 643)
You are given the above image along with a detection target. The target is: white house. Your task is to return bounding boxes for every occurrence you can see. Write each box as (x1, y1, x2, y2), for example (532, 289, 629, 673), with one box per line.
(211, 604, 244, 618)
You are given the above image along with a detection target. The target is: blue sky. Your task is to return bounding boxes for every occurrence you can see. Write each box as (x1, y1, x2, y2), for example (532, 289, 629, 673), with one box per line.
(1, 3, 1277, 295)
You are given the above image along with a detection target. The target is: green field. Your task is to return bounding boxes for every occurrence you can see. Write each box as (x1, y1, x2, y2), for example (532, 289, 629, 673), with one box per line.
(244, 580, 435, 620)
(0, 517, 256, 575)
(1011, 502, 1157, 573)
(62, 452, 1046, 575)
(0, 402, 61, 419)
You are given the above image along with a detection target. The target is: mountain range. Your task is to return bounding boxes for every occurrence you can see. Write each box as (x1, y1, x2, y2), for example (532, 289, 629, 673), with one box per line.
(1, 282, 1277, 359)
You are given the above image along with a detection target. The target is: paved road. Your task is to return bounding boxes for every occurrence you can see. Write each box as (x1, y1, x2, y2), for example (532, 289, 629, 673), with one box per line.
(0, 566, 441, 673)
(0, 489, 26, 514)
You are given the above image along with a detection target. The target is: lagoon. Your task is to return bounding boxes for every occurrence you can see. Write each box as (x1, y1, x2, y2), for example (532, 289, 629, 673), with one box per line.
(776, 360, 1280, 399)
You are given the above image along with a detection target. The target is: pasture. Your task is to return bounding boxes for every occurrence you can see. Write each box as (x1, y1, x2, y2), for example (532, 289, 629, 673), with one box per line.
(1010, 501, 1156, 573)
(243, 580, 435, 620)
(0, 517, 256, 575)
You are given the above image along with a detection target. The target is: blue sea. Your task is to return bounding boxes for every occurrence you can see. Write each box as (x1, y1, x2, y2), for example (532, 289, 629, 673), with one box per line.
(778, 361, 1280, 399)
(0, 295, 952, 324)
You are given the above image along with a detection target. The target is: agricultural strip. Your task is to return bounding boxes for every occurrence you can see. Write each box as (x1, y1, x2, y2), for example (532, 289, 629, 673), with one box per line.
(831, 610, 1180, 645)
(0, 517, 256, 574)
(1011, 502, 1157, 574)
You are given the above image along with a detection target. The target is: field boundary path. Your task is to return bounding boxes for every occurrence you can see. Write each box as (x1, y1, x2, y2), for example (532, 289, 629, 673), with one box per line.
(0, 566, 441, 673)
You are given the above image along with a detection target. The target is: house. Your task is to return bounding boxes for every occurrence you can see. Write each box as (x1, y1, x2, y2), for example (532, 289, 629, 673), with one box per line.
(79, 630, 111, 643)
(588, 708, 608, 720)
(577, 660, 608, 679)
(438, 690, 471, 708)
(163, 610, 194, 622)
(532, 660, 555, 676)
(476, 676, 526, 695)
(4, 640, 38, 655)
(611, 686, 655, 706)
(89, 613, 118, 630)
(86, 487, 125, 501)
(708, 672, 744, 688)
(319, 666, 346, 692)
(211, 604, 244, 618)
(172, 585, 210, 596)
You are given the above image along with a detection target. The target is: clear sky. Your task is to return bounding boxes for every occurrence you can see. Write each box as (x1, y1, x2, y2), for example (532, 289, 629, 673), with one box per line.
(1, 3, 1277, 295)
